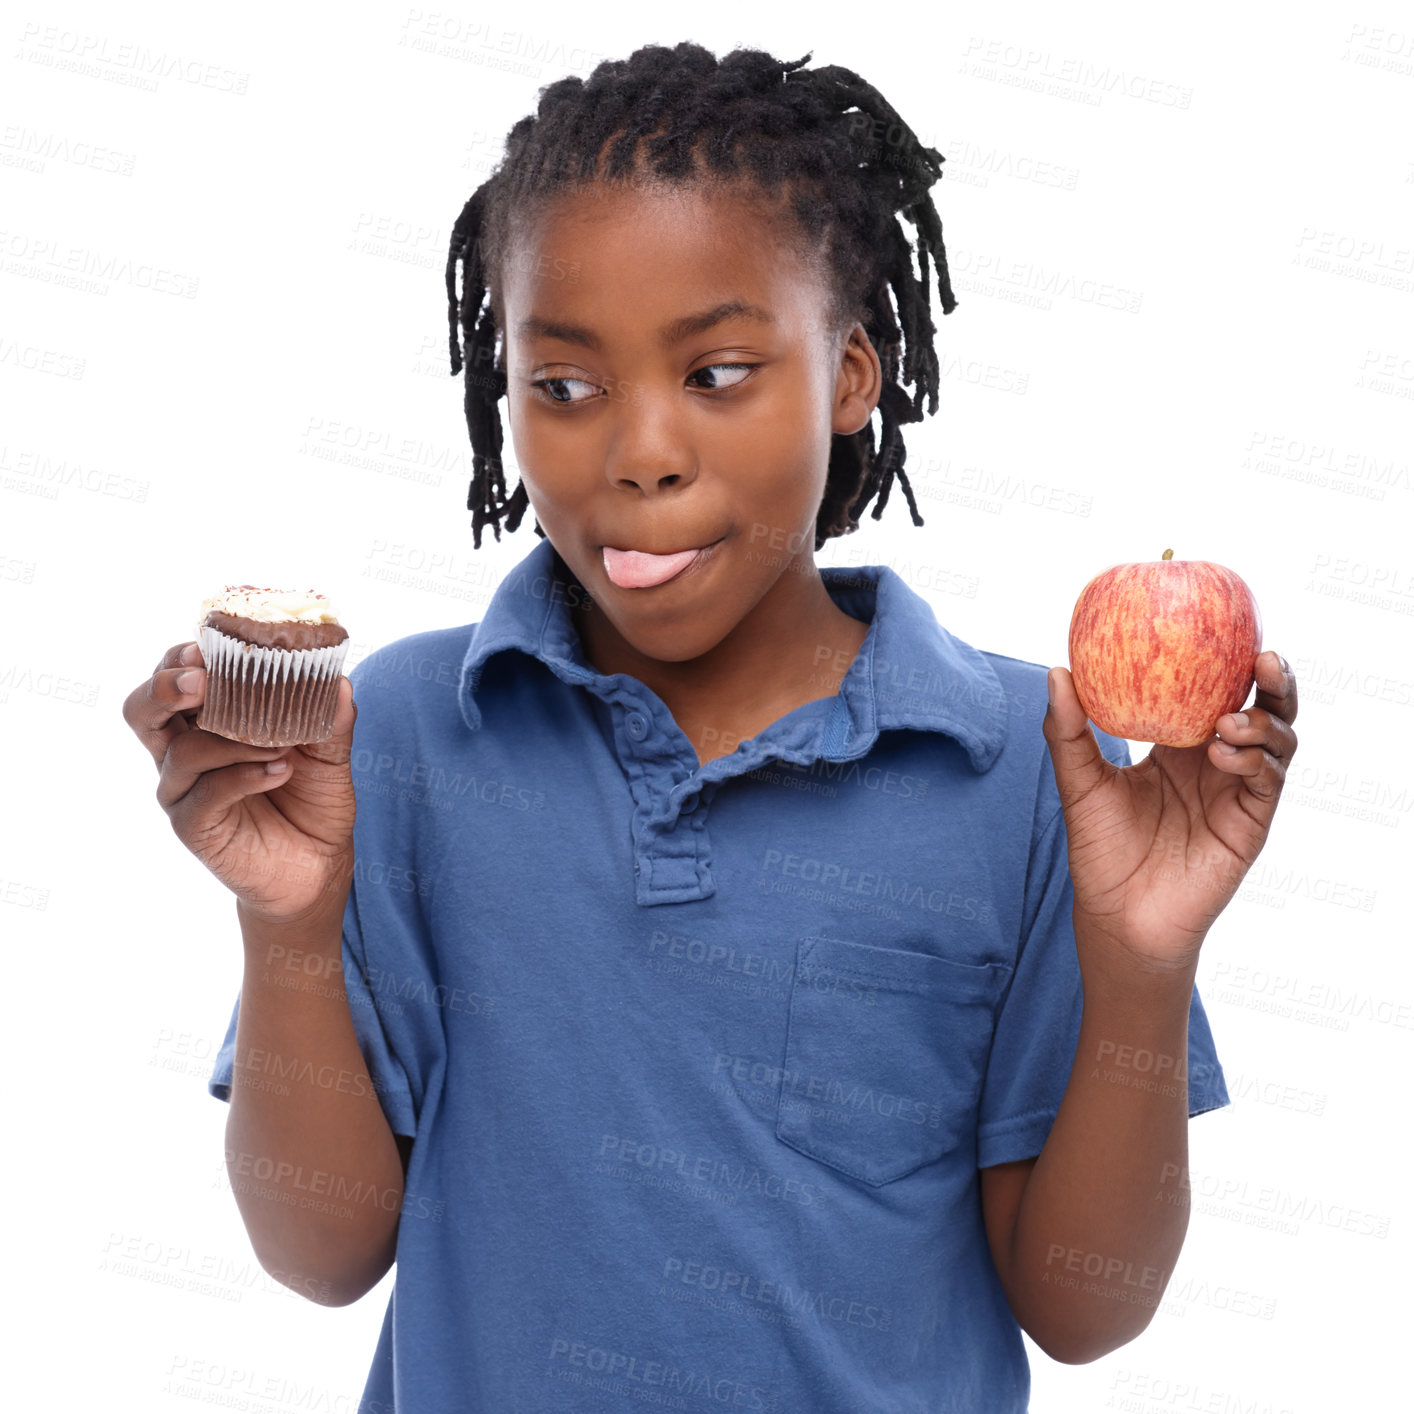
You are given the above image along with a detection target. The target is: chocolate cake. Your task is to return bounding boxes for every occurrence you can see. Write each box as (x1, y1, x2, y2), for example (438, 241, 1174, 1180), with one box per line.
(195, 585, 350, 747)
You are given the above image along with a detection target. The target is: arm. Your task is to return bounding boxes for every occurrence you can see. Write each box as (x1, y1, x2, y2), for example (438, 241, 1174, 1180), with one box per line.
(981, 651, 1297, 1362)
(225, 889, 409, 1307)
(979, 943, 1196, 1363)
(125, 645, 411, 1308)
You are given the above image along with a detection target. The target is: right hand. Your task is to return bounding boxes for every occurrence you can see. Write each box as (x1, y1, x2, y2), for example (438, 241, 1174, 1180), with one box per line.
(124, 640, 358, 922)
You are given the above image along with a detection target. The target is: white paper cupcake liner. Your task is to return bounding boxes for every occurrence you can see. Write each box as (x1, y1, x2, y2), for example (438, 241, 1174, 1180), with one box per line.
(195, 625, 349, 747)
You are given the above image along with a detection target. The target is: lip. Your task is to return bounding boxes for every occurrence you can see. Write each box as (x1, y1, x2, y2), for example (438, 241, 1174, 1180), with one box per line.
(598, 534, 726, 556)
(600, 535, 726, 590)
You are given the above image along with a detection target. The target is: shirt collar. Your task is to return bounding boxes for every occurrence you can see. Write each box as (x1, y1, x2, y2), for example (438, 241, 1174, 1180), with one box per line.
(458, 537, 1008, 772)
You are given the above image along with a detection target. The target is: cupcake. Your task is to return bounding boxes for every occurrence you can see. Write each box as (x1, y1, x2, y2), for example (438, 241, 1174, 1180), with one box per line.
(195, 585, 350, 747)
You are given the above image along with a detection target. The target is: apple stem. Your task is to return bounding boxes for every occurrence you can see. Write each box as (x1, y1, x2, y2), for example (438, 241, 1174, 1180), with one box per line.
(1162, 548, 1174, 561)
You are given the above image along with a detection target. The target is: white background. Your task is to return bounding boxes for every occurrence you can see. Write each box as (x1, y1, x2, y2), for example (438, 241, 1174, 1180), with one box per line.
(4, 1, 1410, 1409)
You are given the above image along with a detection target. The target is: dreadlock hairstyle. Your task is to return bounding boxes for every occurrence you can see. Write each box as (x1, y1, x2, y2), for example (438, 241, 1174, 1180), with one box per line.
(445, 42, 958, 552)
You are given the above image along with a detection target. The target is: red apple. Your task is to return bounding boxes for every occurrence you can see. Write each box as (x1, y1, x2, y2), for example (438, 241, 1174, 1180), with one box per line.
(1067, 550, 1262, 748)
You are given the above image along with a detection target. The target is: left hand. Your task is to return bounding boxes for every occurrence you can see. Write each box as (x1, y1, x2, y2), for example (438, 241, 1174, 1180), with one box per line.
(1041, 650, 1298, 970)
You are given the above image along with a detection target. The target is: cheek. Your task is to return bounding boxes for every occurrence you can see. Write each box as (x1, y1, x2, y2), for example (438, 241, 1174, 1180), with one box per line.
(503, 397, 581, 499)
(512, 448, 591, 526)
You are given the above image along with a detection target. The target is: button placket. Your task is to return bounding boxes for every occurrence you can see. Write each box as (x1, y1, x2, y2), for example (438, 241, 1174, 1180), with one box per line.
(631, 706, 717, 902)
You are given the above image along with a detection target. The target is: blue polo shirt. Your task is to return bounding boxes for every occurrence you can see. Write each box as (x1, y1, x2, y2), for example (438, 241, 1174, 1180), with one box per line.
(209, 535, 1229, 1413)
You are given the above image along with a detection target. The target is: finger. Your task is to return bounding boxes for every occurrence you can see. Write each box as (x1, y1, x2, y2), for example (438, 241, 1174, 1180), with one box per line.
(1042, 667, 1118, 809)
(1208, 737, 1286, 805)
(1213, 705, 1298, 765)
(1250, 650, 1297, 727)
(123, 643, 209, 767)
(127, 665, 207, 764)
(148, 640, 202, 675)
(166, 755, 296, 839)
(158, 729, 290, 809)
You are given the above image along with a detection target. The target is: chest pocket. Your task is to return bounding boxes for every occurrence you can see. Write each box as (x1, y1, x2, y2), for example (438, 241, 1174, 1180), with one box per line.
(775, 935, 1010, 1187)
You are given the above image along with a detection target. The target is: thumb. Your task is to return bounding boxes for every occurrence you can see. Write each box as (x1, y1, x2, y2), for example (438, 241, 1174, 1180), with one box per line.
(1042, 666, 1115, 810)
(291, 675, 357, 769)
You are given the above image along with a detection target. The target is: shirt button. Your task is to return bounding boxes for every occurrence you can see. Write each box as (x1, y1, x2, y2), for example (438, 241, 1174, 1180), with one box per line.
(626, 712, 649, 740)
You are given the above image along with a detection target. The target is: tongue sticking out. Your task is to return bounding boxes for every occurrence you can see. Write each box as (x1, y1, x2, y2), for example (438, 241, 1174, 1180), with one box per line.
(602, 546, 702, 589)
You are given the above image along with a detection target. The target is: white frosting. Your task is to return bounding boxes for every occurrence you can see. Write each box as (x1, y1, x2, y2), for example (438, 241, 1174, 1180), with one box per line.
(199, 586, 340, 626)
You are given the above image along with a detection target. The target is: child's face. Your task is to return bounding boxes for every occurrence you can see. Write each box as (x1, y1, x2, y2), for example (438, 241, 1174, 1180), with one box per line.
(498, 182, 880, 665)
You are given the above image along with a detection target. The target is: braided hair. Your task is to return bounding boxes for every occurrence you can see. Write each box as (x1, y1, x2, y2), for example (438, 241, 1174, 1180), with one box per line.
(445, 42, 957, 551)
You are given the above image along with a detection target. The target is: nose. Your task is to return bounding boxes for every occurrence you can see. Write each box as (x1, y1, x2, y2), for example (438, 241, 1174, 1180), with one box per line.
(603, 387, 698, 496)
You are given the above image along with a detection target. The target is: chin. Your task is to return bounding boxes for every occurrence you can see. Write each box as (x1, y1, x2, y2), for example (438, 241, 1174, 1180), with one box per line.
(613, 615, 730, 665)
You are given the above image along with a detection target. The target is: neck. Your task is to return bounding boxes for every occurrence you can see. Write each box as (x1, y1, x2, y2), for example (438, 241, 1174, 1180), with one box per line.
(570, 557, 870, 764)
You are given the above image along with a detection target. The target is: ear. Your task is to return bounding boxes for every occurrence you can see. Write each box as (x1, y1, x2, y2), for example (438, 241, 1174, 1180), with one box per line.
(832, 322, 882, 438)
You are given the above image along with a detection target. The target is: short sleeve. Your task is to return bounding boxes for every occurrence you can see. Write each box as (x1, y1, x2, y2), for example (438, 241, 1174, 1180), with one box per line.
(205, 884, 420, 1139)
(975, 735, 1230, 1169)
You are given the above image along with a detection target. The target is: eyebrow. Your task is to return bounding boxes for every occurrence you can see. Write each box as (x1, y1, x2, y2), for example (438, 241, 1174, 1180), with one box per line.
(515, 300, 776, 352)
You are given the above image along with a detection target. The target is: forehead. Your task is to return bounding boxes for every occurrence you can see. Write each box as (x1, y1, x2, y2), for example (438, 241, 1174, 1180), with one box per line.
(496, 183, 829, 332)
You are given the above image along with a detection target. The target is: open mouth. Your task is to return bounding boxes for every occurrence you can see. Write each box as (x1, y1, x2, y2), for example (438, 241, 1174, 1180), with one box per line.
(601, 538, 724, 590)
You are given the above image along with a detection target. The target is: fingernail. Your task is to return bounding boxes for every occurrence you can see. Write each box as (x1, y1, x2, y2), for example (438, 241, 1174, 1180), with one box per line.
(266, 758, 289, 774)
(1215, 741, 1239, 754)
(180, 643, 203, 666)
(176, 669, 203, 694)
(1047, 670, 1056, 707)
(1279, 655, 1291, 675)
(1229, 712, 1249, 729)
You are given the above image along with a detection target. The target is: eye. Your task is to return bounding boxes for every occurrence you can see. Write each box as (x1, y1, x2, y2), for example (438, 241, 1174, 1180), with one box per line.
(688, 362, 756, 391)
(530, 376, 600, 405)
